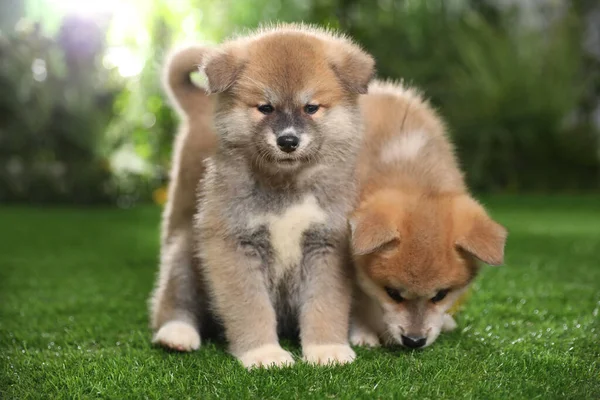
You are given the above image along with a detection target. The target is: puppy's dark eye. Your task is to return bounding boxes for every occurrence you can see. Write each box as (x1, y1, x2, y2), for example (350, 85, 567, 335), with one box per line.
(431, 289, 450, 303)
(384, 287, 404, 303)
(304, 104, 320, 115)
(257, 104, 274, 115)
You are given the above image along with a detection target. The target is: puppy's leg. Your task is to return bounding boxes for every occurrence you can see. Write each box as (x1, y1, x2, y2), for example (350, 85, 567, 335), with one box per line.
(201, 235, 294, 369)
(349, 296, 381, 348)
(349, 324, 380, 348)
(300, 248, 356, 365)
(149, 129, 210, 351)
(150, 227, 202, 351)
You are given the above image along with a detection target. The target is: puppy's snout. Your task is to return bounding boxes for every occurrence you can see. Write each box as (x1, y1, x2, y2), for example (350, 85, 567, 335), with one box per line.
(277, 135, 300, 153)
(401, 335, 427, 349)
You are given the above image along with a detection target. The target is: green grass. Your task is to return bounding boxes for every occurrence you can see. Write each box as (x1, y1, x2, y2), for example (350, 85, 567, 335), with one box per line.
(1, 196, 599, 399)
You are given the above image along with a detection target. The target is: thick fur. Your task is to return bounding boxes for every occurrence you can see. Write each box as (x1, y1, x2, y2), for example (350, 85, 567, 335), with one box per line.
(149, 45, 217, 351)
(349, 81, 507, 349)
(149, 24, 375, 368)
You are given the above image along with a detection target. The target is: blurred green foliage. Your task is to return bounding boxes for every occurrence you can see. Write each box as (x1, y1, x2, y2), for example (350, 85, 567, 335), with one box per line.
(0, 19, 119, 203)
(1, 0, 598, 205)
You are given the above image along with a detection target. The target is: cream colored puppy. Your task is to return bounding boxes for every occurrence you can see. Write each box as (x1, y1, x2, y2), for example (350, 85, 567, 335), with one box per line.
(149, 24, 375, 368)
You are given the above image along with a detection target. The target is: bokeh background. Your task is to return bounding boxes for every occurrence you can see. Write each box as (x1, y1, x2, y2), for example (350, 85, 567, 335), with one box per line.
(1, 0, 599, 206)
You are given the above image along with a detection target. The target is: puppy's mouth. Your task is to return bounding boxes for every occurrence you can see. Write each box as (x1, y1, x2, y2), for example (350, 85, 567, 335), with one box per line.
(264, 153, 313, 169)
(252, 141, 320, 172)
(271, 158, 305, 171)
(277, 158, 300, 165)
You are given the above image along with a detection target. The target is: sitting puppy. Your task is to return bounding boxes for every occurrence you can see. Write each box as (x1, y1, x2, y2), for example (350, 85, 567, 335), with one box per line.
(149, 24, 375, 368)
(349, 81, 507, 349)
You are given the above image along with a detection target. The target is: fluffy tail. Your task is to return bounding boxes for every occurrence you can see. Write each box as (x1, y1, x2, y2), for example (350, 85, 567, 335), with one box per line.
(163, 45, 210, 116)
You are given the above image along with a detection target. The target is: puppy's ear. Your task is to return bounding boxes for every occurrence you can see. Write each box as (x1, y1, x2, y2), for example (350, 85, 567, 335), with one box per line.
(327, 42, 375, 94)
(454, 197, 507, 266)
(203, 48, 245, 93)
(349, 209, 399, 256)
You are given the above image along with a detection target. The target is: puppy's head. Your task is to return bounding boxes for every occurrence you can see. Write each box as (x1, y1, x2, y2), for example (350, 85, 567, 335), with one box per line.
(202, 24, 374, 174)
(350, 191, 507, 348)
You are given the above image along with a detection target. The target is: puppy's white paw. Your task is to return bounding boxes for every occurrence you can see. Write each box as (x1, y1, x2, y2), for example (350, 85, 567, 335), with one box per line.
(238, 344, 295, 369)
(153, 320, 200, 352)
(442, 314, 458, 332)
(350, 328, 381, 347)
(303, 344, 356, 366)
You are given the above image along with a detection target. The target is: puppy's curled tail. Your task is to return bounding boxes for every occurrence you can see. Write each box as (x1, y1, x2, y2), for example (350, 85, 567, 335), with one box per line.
(163, 45, 210, 116)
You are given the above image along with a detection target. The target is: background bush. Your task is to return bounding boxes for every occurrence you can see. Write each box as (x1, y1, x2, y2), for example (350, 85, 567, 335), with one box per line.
(1, 0, 598, 205)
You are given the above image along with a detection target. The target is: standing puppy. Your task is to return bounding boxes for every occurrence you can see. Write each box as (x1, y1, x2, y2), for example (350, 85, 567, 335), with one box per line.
(150, 45, 217, 352)
(349, 81, 507, 349)
(151, 24, 375, 369)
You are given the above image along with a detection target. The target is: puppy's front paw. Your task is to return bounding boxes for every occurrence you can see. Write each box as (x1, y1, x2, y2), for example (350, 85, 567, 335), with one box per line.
(153, 320, 201, 352)
(303, 344, 356, 366)
(350, 328, 381, 347)
(238, 344, 295, 369)
(442, 313, 458, 332)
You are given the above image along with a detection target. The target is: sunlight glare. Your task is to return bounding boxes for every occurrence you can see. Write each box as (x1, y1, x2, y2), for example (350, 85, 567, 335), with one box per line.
(48, 0, 124, 16)
(103, 46, 143, 77)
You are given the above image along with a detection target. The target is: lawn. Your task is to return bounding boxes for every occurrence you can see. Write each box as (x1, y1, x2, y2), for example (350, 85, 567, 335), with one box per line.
(1, 196, 599, 399)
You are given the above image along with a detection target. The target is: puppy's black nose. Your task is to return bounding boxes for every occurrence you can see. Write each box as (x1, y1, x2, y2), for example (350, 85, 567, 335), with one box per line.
(276, 135, 300, 153)
(401, 335, 427, 349)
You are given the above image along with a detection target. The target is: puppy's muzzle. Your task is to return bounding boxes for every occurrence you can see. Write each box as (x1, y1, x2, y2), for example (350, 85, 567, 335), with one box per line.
(277, 134, 300, 153)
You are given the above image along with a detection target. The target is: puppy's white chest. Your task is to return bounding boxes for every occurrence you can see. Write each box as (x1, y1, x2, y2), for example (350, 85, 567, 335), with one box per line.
(250, 195, 327, 278)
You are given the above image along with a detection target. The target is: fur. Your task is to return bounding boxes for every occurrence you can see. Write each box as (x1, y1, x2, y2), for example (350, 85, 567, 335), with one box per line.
(149, 24, 375, 368)
(149, 45, 217, 351)
(349, 80, 507, 349)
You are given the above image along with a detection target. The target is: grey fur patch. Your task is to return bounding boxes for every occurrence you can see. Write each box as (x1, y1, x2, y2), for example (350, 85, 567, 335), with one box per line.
(270, 110, 307, 137)
(302, 228, 338, 260)
(274, 270, 302, 338)
(238, 225, 274, 266)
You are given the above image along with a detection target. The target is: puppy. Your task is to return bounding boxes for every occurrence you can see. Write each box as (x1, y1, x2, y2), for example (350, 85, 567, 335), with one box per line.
(349, 81, 507, 349)
(150, 24, 375, 368)
(149, 45, 217, 352)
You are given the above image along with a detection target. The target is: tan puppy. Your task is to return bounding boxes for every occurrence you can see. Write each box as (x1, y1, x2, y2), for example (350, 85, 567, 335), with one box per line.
(149, 45, 216, 352)
(149, 24, 375, 368)
(349, 81, 507, 349)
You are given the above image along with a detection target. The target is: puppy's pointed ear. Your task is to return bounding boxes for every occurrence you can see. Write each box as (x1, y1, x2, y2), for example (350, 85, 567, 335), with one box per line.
(349, 209, 399, 256)
(203, 48, 245, 93)
(327, 42, 375, 94)
(454, 197, 507, 266)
